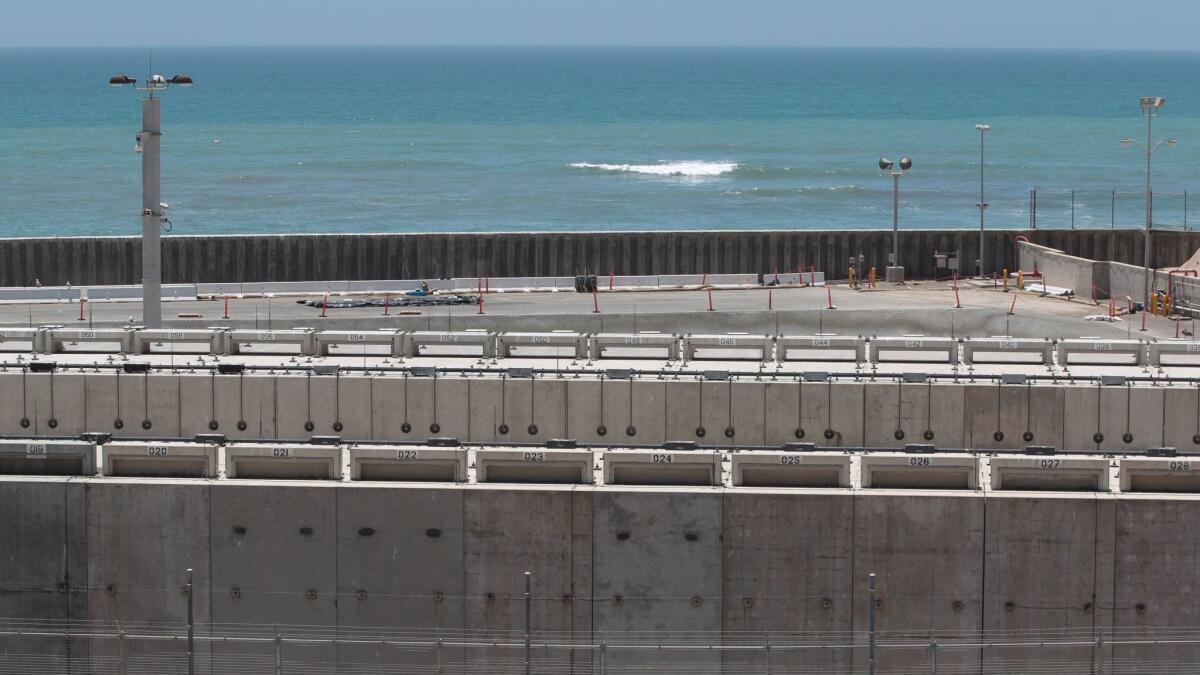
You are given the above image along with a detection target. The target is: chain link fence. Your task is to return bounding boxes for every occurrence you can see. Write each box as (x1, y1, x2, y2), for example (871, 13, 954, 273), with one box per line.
(5, 617, 1200, 674)
(1027, 188, 1193, 230)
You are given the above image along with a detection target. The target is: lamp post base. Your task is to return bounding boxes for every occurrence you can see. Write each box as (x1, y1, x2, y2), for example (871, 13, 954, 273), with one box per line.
(885, 266, 905, 283)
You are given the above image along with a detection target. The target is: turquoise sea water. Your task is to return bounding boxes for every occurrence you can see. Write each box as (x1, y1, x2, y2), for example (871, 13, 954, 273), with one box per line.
(1, 47, 1200, 236)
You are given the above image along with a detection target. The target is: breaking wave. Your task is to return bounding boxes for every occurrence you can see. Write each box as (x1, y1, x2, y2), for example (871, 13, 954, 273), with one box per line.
(568, 161, 738, 177)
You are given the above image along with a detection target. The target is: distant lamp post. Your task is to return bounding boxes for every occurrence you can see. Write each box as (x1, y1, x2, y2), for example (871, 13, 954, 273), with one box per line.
(109, 72, 193, 329)
(1120, 96, 1177, 307)
(879, 156, 913, 283)
(975, 124, 990, 276)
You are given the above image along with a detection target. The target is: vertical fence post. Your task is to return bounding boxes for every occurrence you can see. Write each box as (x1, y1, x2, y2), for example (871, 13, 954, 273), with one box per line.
(524, 571, 532, 675)
(1112, 188, 1116, 229)
(1096, 631, 1105, 675)
(274, 625, 282, 675)
(929, 639, 937, 674)
(600, 641, 607, 675)
(868, 573, 878, 675)
(1071, 189, 1076, 229)
(436, 627, 444, 675)
(765, 637, 772, 675)
(186, 568, 194, 675)
(1186, 190, 1189, 231)
(117, 620, 127, 675)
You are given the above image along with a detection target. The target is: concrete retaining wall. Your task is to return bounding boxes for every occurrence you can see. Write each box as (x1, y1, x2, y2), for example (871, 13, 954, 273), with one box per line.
(3, 478, 1196, 673)
(6, 229, 1199, 287)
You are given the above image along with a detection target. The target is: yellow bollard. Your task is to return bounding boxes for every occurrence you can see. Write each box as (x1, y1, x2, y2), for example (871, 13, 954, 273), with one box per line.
(1017, 271, 1023, 290)
(848, 267, 855, 288)
(1003, 268, 1009, 291)
(869, 267, 877, 289)
(1150, 294, 1160, 317)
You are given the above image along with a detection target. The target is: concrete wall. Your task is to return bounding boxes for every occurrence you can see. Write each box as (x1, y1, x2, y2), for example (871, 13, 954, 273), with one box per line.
(7, 229, 1200, 287)
(3, 479, 1198, 673)
(3, 371, 1200, 454)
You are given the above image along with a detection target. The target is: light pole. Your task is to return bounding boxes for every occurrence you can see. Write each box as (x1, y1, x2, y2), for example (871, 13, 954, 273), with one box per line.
(878, 156, 913, 282)
(109, 72, 193, 328)
(975, 124, 990, 276)
(1121, 96, 1176, 307)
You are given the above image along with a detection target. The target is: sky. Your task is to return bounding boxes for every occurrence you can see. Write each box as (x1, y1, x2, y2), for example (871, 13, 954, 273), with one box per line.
(2, 0, 1199, 50)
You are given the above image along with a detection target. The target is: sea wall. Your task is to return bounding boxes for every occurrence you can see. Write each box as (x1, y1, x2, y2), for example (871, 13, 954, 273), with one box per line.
(5, 478, 1199, 673)
(6, 228, 1199, 287)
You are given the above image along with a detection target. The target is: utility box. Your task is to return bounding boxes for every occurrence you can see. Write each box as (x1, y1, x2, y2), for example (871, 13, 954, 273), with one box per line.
(731, 451, 850, 488)
(989, 455, 1110, 491)
(476, 448, 593, 484)
(860, 452, 978, 489)
(602, 450, 718, 486)
(1119, 456, 1200, 492)
(0, 440, 95, 476)
(225, 443, 342, 480)
(102, 441, 218, 478)
(349, 445, 466, 482)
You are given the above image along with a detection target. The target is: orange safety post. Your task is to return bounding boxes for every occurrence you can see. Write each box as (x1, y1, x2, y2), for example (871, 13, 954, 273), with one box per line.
(609, 272, 614, 291)
(768, 289, 773, 310)
(384, 292, 390, 315)
(592, 287, 599, 314)
(1007, 293, 1017, 315)
(77, 297, 85, 321)
(954, 284, 961, 308)
(223, 296, 230, 319)
(1003, 268, 1009, 291)
(1141, 306, 1147, 332)
(321, 292, 328, 318)
(478, 293, 485, 315)
(707, 289, 714, 311)
(826, 285, 835, 310)
(869, 267, 876, 289)
(701, 272, 707, 287)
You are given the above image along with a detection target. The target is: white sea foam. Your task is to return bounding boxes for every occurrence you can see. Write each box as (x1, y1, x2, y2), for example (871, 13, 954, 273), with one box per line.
(569, 161, 738, 177)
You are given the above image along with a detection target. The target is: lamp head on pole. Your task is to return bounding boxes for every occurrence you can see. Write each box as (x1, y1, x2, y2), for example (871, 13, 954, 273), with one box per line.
(1168, 138, 1179, 146)
(975, 123, 991, 132)
(108, 74, 135, 87)
(899, 157, 912, 171)
(879, 157, 893, 171)
(1140, 96, 1165, 113)
(1120, 138, 1133, 146)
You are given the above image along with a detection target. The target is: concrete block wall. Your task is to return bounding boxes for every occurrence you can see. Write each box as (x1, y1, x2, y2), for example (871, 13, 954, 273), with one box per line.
(6, 229, 1200, 287)
(5, 479, 1198, 673)
(2, 370, 1199, 453)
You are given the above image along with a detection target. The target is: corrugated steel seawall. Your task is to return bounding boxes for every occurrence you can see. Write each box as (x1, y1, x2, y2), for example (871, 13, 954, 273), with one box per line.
(2, 229, 1197, 286)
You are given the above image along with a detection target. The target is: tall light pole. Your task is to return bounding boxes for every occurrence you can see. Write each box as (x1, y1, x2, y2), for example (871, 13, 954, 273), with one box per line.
(109, 72, 193, 328)
(975, 124, 990, 276)
(879, 156, 913, 283)
(1121, 96, 1177, 307)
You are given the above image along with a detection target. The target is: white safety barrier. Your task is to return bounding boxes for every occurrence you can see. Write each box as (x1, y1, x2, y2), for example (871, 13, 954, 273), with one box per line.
(682, 334, 773, 362)
(132, 328, 228, 355)
(961, 337, 1054, 365)
(589, 332, 680, 360)
(314, 329, 403, 357)
(0, 327, 44, 353)
(45, 328, 135, 354)
(776, 335, 865, 363)
(407, 330, 495, 358)
(226, 329, 317, 355)
(1056, 338, 1145, 366)
(1149, 340, 1200, 367)
(869, 336, 959, 363)
(497, 331, 587, 359)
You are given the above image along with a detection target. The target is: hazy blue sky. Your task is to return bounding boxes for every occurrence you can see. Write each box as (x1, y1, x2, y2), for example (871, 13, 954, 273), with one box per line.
(3, 0, 1198, 49)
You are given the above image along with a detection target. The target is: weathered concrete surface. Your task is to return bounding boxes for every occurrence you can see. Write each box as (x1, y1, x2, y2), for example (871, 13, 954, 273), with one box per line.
(6, 480, 1200, 672)
(853, 493, 985, 673)
(0, 479, 86, 673)
(722, 491, 855, 673)
(8, 229, 1200, 287)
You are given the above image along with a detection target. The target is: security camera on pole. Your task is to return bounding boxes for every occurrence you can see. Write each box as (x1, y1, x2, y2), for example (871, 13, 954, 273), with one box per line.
(109, 72, 193, 329)
(878, 156, 912, 283)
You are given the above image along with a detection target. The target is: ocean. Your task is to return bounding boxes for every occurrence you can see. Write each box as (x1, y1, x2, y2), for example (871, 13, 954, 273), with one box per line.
(1, 46, 1199, 237)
